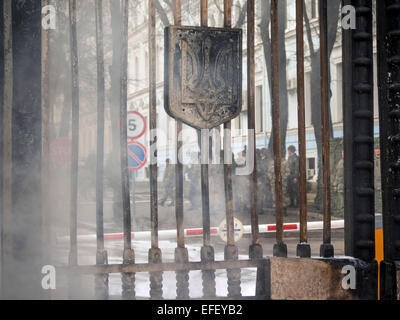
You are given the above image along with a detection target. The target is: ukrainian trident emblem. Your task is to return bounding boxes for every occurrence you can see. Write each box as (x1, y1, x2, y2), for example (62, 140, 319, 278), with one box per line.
(164, 26, 242, 129)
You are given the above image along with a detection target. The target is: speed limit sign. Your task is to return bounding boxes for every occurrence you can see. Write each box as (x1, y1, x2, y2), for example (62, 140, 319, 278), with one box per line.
(127, 111, 146, 140)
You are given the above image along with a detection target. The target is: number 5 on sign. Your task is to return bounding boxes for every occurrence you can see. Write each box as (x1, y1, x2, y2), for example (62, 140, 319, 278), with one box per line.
(127, 111, 146, 140)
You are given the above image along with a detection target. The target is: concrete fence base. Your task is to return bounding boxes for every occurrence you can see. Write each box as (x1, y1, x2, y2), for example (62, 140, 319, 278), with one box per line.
(259, 257, 378, 300)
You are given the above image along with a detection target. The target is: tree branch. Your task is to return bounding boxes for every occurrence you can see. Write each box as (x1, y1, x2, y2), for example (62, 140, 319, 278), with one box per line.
(234, 1, 247, 29)
(303, 0, 315, 57)
(156, 0, 171, 27)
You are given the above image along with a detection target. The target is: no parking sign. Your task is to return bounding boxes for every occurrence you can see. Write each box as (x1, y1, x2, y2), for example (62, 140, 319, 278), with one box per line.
(127, 141, 147, 171)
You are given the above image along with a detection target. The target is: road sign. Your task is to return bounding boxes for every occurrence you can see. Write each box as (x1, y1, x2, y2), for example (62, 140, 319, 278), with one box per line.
(127, 141, 147, 171)
(218, 217, 244, 243)
(127, 111, 146, 140)
(50, 138, 72, 165)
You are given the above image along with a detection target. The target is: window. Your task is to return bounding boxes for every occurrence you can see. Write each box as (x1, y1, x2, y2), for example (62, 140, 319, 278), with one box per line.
(288, 90, 298, 129)
(135, 55, 139, 89)
(307, 157, 316, 180)
(311, 0, 318, 19)
(145, 51, 149, 86)
(239, 112, 248, 134)
(256, 85, 264, 133)
(335, 63, 343, 123)
(239, 92, 248, 134)
(305, 72, 312, 127)
(286, 0, 296, 31)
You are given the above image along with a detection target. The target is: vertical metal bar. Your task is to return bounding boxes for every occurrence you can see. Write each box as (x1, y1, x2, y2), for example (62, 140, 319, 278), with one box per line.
(173, 0, 189, 300)
(174, 0, 181, 25)
(8, 0, 43, 298)
(319, 0, 334, 258)
(223, 0, 241, 298)
(120, 0, 135, 299)
(223, 0, 232, 27)
(41, 0, 52, 277)
(149, 0, 159, 251)
(175, 120, 185, 249)
(199, 0, 216, 299)
(95, 0, 105, 264)
(94, 0, 109, 299)
(0, 1, 4, 295)
(174, 20, 184, 251)
(247, 0, 263, 260)
(120, 0, 132, 253)
(201, 0, 208, 27)
(68, 0, 79, 268)
(295, 0, 311, 258)
(200, 133, 211, 247)
(1, 0, 13, 299)
(148, 0, 163, 300)
(223, 124, 235, 246)
(223, 0, 235, 249)
(200, 1, 210, 248)
(342, 0, 375, 262)
(377, 0, 400, 300)
(271, 0, 287, 258)
(173, 9, 183, 240)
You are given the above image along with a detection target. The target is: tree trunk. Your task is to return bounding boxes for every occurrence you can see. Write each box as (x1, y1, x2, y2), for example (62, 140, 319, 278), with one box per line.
(260, 0, 289, 158)
(304, 0, 341, 210)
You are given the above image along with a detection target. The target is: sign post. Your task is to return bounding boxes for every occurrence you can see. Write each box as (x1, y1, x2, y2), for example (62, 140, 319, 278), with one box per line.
(126, 111, 147, 229)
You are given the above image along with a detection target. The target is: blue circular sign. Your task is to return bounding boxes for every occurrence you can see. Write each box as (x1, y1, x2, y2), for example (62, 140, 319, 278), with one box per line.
(127, 141, 147, 171)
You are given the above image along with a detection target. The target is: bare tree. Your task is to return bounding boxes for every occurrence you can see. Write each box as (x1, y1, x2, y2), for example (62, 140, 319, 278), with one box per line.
(303, 0, 341, 209)
(259, 0, 289, 157)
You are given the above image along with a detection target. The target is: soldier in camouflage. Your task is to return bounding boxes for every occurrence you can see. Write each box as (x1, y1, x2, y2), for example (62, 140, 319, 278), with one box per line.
(332, 150, 344, 217)
(160, 159, 175, 206)
(267, 152, 289, 216)
(286, 145, 300, 208)
(256, 148, 273, 214)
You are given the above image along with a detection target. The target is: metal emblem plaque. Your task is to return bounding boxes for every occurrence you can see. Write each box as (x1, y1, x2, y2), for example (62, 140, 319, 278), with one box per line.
(164, 26, 242, 129)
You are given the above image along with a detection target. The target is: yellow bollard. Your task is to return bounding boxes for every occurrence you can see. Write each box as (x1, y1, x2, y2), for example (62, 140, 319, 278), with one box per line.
(375, 214, 383, 299)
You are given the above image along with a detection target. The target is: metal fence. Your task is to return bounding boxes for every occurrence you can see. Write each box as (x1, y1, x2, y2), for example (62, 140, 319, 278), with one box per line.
(58, 0, 387, 299)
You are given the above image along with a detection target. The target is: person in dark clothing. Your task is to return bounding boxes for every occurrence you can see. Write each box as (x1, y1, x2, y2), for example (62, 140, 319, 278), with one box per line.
(286, 145, 300, 208)
(160, 159, 175, 206)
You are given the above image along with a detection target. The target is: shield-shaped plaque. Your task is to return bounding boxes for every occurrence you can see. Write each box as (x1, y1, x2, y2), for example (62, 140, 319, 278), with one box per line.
(164, 26, 242, 129)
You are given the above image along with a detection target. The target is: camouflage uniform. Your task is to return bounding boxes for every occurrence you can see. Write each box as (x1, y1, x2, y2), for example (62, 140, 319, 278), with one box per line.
(160, 164, 175, 206)
(287, 153, 300, 207)
(331, 157, 344, 217)
(267, 158, 290, 209)
(281, 160, 291, 210)
(267, 159, 276, 207)
(374, 154, 382, 213)
(256, 149, 273, 213)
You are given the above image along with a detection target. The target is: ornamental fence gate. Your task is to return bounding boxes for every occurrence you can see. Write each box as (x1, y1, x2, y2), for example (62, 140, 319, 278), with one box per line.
(1, 0, 400, 300)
